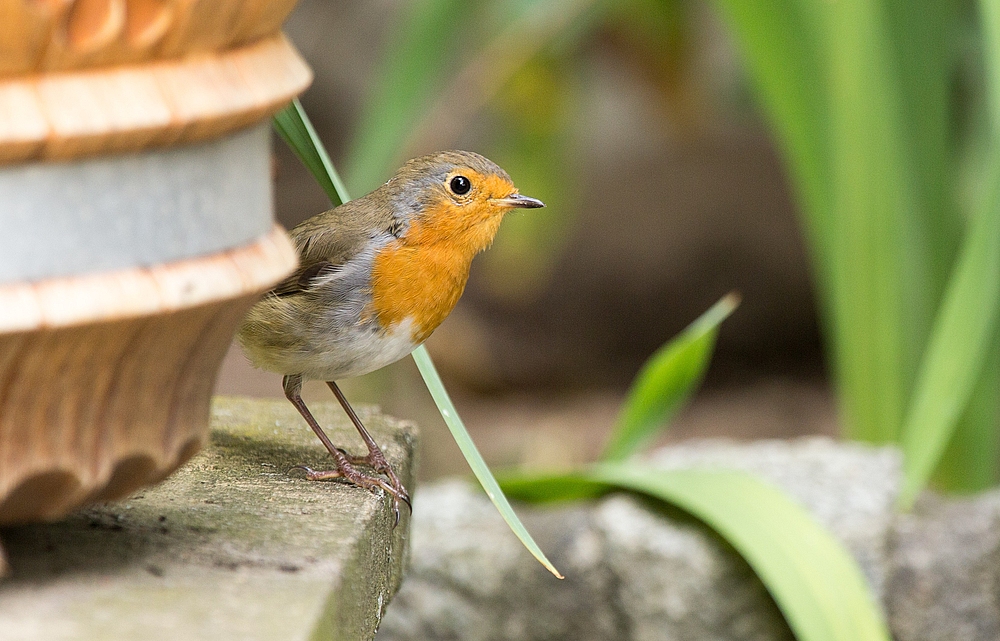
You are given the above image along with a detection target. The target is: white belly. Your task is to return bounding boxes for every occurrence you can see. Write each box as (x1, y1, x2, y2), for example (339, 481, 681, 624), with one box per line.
(295, 316, 419, 381)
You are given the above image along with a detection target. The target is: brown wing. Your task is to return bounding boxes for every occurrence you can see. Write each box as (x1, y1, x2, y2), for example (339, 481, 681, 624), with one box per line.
(270, 192, 396, 297)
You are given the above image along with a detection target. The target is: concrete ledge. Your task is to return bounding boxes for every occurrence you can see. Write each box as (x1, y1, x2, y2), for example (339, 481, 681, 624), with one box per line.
(0, 396, 417, 641)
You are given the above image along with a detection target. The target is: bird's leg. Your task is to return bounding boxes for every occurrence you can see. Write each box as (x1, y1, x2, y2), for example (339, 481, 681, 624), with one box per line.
(282, 374, 408, 524)
(326, 380, 411, 515)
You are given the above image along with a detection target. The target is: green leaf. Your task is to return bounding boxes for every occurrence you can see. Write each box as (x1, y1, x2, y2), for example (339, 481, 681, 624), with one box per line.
(273, 99, 349, 207)
(879, 0, 961, 318)
(412, 347, 563, 578)
(896, 2, 1000, 504)
(601, 293, 739, 462)
(272, 101, 562, 579)
(982, 0, 1000, 135)
(820, 0, 926, 445)
(898, 163, 1000, 507)
(711, 0, 833, 289)
(501, 465, 891, 641)
(344, 0, 467, 194)
(716, 1, 952, 447)
(940, 0, 1000, 495)
(932, 339, 1000, 494)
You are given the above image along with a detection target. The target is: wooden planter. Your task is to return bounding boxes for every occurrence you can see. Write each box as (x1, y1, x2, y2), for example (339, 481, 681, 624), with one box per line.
(0, 0, 308, 527)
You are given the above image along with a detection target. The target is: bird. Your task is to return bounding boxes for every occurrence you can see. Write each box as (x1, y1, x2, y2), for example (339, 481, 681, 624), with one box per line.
(237, 150, 544, 522)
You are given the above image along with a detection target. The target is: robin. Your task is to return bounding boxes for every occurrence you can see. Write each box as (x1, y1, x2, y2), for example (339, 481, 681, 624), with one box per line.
(237, 150, 544, 521)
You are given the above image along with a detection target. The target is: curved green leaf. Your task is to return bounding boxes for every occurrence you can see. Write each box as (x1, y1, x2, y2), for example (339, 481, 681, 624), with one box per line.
(896, 2, 1000, 504)
(601, 293, 739, 462)
(898, 163, 1000, 507)
(501, 465, 891, 641)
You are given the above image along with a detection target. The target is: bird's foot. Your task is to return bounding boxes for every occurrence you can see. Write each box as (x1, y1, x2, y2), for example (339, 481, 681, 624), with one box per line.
(290, 456, 410, 526)
(342, 447, 411, 521)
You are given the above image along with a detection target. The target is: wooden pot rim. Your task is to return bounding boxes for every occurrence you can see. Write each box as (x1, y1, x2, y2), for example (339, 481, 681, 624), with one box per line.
(0, 224, 297, 334)
(1, 0, 301, 77)
(0, 34, 312, 164)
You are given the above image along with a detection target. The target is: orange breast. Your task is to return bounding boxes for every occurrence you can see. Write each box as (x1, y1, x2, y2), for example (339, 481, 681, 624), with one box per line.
(369, 196, 506, 344)
(369, 233, 473, 344)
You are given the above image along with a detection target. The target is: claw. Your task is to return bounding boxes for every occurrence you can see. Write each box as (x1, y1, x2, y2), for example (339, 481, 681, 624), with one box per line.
(391, 490, 412, 529)
(290, 459, 409, 527)
(288, 465, 315, 478)
(338, 450, 411, 524)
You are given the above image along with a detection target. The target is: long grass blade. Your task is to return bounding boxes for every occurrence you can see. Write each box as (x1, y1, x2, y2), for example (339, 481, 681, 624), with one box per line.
(821, 0, 922, 445)
(272, 99, 562, 579)
(879, 0, 960, 311)
(932, 341, 1000, 494)
(711, 0, 833, 289)
(716, 0, 941, 447)
(273, 99, 349, 207)
(501, 466, 890, 641)
(411, 347, 563, 578)
(601, 293, 739, 462)
(983, 0, 1000, 133)
(897, 0, 1000, 505)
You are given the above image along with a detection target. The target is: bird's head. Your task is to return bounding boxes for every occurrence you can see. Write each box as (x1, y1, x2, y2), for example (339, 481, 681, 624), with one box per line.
(385, 150, 544, 255)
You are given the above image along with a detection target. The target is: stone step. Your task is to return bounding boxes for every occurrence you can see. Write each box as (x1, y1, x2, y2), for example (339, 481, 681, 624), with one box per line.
(0, 396, 417, 641)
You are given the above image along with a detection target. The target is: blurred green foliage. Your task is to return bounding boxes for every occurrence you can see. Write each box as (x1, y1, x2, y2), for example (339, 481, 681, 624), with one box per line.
(714, 0, 1000, 503)
(343, 0, 685, 300)
(343, 0, 1000, 502)
(501, 294, 891, 641)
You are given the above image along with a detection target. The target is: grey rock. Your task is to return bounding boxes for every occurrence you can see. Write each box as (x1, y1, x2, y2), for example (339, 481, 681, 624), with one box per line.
(646, 437, 902, 601)
(887, 491, 1000, 641)
(377, 481, 623, 641)
(378, 437, 899, 641)
(593, 494, 790, 641)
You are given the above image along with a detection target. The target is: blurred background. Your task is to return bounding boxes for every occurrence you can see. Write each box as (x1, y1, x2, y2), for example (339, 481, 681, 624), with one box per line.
(217, 0, 900, 479)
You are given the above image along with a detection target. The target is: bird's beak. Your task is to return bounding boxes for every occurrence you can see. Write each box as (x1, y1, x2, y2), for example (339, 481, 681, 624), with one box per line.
(493, 193, 545, 209)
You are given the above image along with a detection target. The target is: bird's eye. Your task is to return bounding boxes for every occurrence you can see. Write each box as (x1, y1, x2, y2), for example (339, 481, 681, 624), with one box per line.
(449, 175, 471, 195)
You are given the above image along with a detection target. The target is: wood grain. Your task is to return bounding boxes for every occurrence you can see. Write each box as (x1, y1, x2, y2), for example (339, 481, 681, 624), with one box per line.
(0, 34, 312, 164)
(0, 225, 297, 525)
(0, 0, 300, 76)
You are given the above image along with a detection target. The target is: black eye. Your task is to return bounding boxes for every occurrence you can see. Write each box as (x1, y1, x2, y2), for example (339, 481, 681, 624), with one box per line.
(450, 175, 471, 195)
